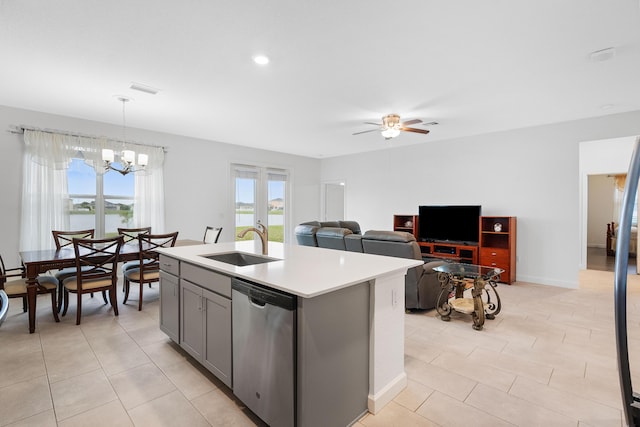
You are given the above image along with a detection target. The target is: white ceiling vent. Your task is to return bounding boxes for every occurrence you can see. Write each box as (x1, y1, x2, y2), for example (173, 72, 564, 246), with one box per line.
(589, 47, 616, 62)
(129, 82, 160, 95)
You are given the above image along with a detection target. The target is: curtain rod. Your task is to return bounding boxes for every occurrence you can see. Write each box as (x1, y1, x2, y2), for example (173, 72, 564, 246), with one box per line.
(7, 125, 168, 153)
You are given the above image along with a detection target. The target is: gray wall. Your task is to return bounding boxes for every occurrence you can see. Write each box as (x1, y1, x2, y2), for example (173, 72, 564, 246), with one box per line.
(320, 110, 640, 288)
(0, 105, 321, 267)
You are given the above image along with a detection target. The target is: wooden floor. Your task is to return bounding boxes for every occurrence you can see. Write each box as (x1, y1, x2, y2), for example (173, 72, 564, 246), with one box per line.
(587, 246, 637, 274)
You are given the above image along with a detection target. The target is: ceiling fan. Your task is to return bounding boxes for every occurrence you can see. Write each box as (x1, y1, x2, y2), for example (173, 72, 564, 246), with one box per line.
(353, 114, 438, 140)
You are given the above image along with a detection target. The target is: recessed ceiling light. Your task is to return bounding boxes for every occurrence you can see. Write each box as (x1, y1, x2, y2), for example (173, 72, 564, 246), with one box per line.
(253, 55, 270, 65)
(600, 103, 615, 110)
(589, 47, 616, 62)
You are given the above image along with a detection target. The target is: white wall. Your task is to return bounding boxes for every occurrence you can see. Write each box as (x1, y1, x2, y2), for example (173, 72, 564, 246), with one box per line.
(0, 105, 321, 266)
(5, 103, 640, 288)
(321, 110, 640, 288)
(587, 175, 614, 248)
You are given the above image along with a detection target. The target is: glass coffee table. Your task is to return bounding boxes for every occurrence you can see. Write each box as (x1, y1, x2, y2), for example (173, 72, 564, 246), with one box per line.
(432, 263, 503, 330)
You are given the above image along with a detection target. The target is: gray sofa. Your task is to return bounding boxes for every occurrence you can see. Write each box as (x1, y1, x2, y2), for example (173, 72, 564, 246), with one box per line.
(294, 222, 444, 310)
(294, 221, 362, 250)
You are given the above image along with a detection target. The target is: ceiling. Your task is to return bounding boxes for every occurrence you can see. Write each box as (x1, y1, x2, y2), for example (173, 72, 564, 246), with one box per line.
(1, 1, 640, 158)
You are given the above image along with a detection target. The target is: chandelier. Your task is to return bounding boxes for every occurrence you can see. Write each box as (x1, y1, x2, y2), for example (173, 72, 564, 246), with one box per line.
(102, 97, 148, 175)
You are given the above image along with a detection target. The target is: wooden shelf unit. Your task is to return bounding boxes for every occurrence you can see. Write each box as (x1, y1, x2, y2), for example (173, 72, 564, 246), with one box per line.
(393, 214, 418, 236)
(479, 216, 516, 284)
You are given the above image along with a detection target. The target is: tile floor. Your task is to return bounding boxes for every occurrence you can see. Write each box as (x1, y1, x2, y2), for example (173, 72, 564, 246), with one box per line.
(1, 270, 638, 426)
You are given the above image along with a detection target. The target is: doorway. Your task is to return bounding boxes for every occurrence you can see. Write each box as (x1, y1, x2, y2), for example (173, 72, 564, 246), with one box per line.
(586, 174, 637, 273)
(580, 136, 638, 274)
(322, 181, 345, 221)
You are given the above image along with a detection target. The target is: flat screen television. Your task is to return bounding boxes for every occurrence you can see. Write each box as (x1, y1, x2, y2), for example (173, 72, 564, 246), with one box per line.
(418, 205, 481, 244)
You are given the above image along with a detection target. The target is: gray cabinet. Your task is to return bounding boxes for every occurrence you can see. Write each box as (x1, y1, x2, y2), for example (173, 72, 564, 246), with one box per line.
(180, 280, 204, 359)
(203, 288, 232, 386)
(179, 263, 232, 388)
(159, 255, 180, 342)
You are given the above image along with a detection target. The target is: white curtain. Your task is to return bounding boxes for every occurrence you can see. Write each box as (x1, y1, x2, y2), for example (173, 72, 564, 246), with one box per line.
(20, 129, 165, 250)
(19, 146, 70, 251)
(134, 170, 165, 232)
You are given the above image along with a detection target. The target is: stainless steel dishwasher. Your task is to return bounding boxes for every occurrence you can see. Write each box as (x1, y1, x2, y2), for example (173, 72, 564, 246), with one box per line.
(232, 278, 296, 427)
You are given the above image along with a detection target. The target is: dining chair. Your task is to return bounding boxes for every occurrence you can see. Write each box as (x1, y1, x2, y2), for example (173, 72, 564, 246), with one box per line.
(203, 226, 223, 244)
(123, 231, 179, 311)
(118, 227, 153, 289)
(52, 229, 101, 310)
(0, 254, 60, 322)
(61, 235, 124, 325)
(117, 227, 152, 244)
(52, 229, 96, 250)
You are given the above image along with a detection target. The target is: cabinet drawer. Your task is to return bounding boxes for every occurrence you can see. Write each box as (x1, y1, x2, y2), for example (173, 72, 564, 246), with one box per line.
(480, 248, 509, 264)
(182, 262, 231, 298)
(159, 255, 180, 276)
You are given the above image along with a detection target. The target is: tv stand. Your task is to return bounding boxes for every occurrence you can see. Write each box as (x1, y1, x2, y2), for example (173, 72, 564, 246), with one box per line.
(392, 215, 479, 264)
(418, 241, 478, 264)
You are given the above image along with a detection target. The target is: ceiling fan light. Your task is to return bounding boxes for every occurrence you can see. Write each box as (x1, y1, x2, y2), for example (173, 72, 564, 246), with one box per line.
(381, 128, 400, 139)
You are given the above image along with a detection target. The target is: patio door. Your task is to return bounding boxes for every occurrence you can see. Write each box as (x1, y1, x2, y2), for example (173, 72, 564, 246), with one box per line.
(232, 164, 289, 243)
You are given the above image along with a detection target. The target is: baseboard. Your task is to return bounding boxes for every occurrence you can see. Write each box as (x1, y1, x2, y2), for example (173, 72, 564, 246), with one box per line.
(367, 371, 407, 414)
(514, 274, 579, 289)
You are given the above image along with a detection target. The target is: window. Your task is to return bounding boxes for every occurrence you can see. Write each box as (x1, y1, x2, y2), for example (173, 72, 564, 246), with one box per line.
(67, 158, 135, 237)
(20, 129, 165, 251)
(232, 164, 289, 243)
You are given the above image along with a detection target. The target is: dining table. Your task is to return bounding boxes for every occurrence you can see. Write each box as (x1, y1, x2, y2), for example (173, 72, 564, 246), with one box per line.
(19, 239, 202, 333)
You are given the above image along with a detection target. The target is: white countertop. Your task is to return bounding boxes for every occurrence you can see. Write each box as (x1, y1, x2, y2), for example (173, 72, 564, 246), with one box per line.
(157, 241, 423, 298)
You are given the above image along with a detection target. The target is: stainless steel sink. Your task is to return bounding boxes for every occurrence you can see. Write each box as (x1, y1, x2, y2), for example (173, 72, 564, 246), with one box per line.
(200, 251, 279, 266)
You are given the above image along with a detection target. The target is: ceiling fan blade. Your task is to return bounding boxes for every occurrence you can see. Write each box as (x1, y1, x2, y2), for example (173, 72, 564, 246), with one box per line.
(401, 127, 430, 135)
(363, 122, 382, 126)
(353, 128, 381, 136)
(422, 121, 439, 126)
(401, 119, 422, 126)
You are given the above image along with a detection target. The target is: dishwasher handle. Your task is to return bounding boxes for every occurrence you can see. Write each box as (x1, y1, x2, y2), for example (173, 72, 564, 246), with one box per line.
(232, 278, 296, 311)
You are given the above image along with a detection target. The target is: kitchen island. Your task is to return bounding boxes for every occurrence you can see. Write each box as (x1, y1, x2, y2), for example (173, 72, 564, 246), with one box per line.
(157, 240, 422, 426)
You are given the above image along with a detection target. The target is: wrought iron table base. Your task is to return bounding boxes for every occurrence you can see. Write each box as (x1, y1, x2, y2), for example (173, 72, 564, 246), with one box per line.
(435, 270, 501, 330)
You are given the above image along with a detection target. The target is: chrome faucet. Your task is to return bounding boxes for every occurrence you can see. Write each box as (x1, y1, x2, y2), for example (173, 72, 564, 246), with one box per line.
(237, 221, 268, 255)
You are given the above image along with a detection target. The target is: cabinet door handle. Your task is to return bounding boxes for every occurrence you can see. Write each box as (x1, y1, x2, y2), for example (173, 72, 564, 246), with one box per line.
(491, 252, 497, 256)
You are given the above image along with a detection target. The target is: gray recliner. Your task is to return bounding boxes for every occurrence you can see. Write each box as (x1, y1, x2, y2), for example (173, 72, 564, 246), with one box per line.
(294, 224, 320, 247)
(316, 227, 353, 250)
(344, 234, 363, 252)
(361, 230, 445, 310)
